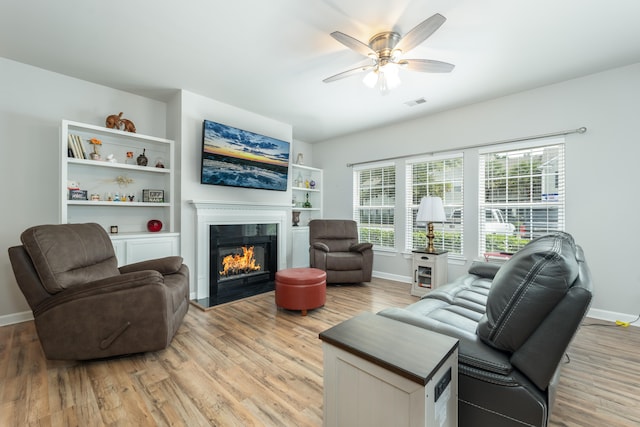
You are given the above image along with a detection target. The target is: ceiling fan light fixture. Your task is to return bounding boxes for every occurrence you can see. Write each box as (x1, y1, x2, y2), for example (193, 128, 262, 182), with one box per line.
(382, 62, 400, 84)
(324, 13, 453, 91)
(362, 69, 379, 88)
(362, 63, 402, 94)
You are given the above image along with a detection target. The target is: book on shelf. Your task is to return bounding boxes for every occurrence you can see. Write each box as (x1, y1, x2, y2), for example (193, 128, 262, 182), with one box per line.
(74, 134, 87, 159)
(67, 134, 80, 158)
(67, 134, 87, 159)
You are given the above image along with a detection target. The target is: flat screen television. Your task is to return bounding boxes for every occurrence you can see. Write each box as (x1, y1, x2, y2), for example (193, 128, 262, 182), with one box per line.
(201, 119, 290, 191)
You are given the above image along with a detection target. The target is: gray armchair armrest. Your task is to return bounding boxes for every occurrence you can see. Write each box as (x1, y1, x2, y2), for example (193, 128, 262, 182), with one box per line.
(312, 242, 331, 252)
(349, 242, 373, 253)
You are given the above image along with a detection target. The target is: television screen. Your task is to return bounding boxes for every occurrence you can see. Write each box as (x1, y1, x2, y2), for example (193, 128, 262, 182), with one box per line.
(201, 120, 290, 191)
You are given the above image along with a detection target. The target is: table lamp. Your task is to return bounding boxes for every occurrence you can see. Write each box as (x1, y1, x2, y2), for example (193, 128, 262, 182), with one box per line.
(416, 196, 446, 253)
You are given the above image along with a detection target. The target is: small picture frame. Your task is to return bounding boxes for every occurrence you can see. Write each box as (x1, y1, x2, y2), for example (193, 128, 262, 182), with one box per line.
(142, 189, 164, 203)
(69, 189, 88, 200)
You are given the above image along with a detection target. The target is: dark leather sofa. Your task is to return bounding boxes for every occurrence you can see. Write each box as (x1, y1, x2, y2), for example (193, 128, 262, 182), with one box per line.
(378, 232, 592, 427)
(8, 223, 190, 360)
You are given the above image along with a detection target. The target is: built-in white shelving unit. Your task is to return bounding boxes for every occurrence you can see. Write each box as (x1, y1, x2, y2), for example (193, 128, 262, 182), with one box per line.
(60, 120, 179, 265)
(291, 163, 323, 267)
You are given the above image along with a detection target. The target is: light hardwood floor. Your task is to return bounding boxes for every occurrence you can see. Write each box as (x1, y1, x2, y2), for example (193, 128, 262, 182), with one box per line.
(1, 278, 639, 426)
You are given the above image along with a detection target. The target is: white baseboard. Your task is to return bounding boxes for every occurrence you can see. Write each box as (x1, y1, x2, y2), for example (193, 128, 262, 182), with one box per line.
(372, 271, 411, 284)
(0, 310, 33, 327)
(587, 308, 640, 327)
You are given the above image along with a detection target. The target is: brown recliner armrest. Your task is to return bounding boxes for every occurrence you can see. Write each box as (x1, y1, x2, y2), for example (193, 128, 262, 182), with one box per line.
(312, 242, 330, 252)
(349, 242, 373, 253)
(119, 256, 184, 276)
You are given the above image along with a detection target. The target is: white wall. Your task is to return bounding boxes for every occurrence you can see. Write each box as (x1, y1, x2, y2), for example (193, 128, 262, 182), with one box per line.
(0, 58, 167, 324)
(313, 62, 640, 318)
(172, 90, 293, 299)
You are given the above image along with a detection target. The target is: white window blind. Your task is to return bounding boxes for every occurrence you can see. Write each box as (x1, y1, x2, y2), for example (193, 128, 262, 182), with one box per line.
(406, 154, 464, 254)
(353, 163, 396, 249)
(478, 138, 565, 255)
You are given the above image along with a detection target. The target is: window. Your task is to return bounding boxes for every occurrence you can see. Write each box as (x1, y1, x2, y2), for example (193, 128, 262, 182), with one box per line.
(353, 163, 396, 249)
(479, 139, 565, 254)
(406, 154, 464, 254)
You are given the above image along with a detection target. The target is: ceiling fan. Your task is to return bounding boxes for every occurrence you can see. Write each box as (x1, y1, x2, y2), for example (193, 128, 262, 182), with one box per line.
(323, 13, 455, 94)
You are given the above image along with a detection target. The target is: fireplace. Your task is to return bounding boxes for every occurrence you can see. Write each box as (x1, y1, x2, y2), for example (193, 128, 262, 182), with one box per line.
(190, 200, 289, 308)
(207, 224, 277, 306)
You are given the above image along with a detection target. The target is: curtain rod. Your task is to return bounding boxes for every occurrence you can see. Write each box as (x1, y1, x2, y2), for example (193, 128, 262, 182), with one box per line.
(346, 126, 587, 167)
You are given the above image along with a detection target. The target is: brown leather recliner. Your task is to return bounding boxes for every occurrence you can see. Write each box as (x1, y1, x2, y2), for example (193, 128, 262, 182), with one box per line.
(309, 219, 373, 284)
(8, 223, 189, 360)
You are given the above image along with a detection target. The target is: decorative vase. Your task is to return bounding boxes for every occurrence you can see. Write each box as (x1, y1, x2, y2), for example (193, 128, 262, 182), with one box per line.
(147, 219, 162, 232)
(90, 145, 101, 160)
(137, 149, 148, 166)
(292, 211, 301, 226)
(303, 193, 312, 208)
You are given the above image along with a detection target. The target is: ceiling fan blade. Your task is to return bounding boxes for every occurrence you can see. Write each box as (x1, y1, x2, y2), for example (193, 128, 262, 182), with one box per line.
(323, 65, 374, 83)
(330, 31, 376, 57)
(395, 13, 446, 53)
(401, 59, 455, 73)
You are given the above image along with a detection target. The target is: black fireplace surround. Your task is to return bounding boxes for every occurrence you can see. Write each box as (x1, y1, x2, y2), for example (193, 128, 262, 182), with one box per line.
(204, 223, 277, 307)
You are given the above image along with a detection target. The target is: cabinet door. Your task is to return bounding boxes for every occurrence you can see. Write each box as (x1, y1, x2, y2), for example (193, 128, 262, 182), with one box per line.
(291, 227, 310, 268)
(416, 265, 433, 289)
(125, 236, 179, 264)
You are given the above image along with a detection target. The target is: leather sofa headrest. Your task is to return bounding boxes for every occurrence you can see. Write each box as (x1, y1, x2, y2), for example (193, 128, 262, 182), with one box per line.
(477, 232, 579, 352)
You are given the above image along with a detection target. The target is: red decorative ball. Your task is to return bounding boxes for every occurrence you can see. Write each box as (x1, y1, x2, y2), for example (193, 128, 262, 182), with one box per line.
(147, 219, 163, 232)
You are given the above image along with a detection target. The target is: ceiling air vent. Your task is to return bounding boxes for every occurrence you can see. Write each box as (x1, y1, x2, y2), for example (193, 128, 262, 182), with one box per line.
(405, 97, 427, 107)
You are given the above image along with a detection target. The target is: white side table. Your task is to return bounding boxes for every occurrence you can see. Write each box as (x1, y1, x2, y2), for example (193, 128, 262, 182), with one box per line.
(412, 250, 448, 297)
(320, 313, 459, 427)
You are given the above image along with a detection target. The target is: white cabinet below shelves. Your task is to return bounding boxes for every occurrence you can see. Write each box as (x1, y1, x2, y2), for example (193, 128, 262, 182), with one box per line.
(291, 227, 310, 268)
(111, 233, 180, 267)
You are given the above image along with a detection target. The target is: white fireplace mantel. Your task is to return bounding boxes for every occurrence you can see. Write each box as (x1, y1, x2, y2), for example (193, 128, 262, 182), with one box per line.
(189, 200, 289, 300)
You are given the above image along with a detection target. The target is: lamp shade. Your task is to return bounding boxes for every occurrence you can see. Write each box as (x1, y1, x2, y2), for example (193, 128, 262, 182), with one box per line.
(416, 196, 446, 224)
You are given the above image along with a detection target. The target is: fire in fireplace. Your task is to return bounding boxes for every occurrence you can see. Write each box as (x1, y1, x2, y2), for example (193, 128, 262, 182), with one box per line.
(220, 246, 261, 277)
(206, 224, 277, 307)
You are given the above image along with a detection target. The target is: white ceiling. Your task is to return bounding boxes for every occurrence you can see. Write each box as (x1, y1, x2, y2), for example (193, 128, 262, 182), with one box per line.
(2, 0, 640, 143)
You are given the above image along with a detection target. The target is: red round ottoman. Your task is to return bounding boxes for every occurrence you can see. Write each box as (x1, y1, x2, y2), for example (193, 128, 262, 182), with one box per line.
(275, 268, 327, 316)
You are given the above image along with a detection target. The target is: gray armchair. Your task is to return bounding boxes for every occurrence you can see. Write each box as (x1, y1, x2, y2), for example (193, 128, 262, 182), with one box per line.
(309, 219, 373, 284)
(8, 223, 189, 360)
